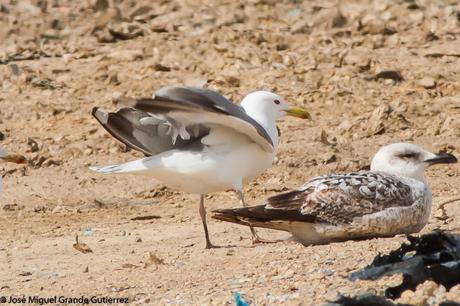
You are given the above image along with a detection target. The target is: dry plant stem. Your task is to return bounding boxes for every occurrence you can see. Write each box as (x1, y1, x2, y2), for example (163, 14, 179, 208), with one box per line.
(436, 196, 460, 222)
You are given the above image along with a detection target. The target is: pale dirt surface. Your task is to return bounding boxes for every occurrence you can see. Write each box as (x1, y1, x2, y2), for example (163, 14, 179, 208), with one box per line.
(0, 0, 460, 305)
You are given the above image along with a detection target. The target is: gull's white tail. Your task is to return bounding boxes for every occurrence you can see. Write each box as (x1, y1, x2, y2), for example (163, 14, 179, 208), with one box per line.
(90, 157, 154, 174)
(90, 164, 126, 174)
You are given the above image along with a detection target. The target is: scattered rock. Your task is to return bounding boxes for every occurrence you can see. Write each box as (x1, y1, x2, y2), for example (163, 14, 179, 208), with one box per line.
(364, 70, 403, 82)
(366, 103, 391, 135)
(107, 49, 143, 61)
(397, 281, 440, 306)
(19, 271, 32, 277)
(106, 72, 120, 85)
(30, 77, 64, 90)
(321, 153, 337, 164)
(92, 0, 109, 12)
(440, 117, 460, 137)
(9, 63, 21, 76)
(33, 205, 47, 213)
(332, 12, 347, 28)
(122, 263, 138, 269)
(290, 20, 311, 34)
(360, 15, 395, 35)
(153, 63, 171, 72)
(224, 75, 240, 87)
(371, 103, 392, 121)
(435, 95, 460, 109)
(27, 137, 39, 152)
(416, 76, 436, 89)
(41, 158, 61, 167)
(128, 5, 153, 20)
(316, 129, 331, 145)
(2, 204, 23, 211)
(108, 22, 145, 40)
(52, 205, 65, 214)
(421, 41, 460, 58)
(93, 8, 121, 32)
(111, 91, 123, 102)
(144, 252, 164, 268)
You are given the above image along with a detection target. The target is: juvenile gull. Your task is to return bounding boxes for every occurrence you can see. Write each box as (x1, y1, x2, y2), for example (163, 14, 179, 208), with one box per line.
(212, 143, 457, 245)
(0, 148, 27, 194)
(90, 86, 309, 248)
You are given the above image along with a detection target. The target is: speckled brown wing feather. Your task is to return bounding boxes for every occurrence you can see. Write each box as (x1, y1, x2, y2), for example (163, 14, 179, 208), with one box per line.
(267, 171, 414, 225)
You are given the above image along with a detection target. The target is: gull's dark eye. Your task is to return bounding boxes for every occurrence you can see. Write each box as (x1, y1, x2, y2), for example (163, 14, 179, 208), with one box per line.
(396, 152, 420, 160)
(274, 99, 280, 105)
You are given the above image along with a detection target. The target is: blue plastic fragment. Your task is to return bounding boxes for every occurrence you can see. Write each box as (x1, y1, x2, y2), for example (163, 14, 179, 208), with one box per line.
(233, 292, 249, 306)
(83, 228, 93, 236)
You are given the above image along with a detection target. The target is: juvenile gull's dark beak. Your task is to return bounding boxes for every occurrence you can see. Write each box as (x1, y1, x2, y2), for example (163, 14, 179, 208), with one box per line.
(424, 152, 457, 165)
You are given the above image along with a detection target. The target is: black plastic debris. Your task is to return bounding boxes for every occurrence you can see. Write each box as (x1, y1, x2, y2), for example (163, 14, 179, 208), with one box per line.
(325, 294, 460, 306)
(349, 230, 460, 299)
(324, 293, 411, 306)
(440, 302, 460, 306)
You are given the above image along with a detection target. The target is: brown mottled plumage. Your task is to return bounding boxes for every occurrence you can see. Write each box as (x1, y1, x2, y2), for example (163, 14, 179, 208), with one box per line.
(213, 143, 457, 245)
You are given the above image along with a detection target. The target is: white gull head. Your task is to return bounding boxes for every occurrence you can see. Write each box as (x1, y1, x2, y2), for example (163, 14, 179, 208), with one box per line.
(240, 91, 310, 121)
(239, 91, 310, 149)
(370, 142, 457, 181)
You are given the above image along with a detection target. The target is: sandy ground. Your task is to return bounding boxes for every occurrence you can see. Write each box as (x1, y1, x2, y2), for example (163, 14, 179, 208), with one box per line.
(0, 0, 460, 305)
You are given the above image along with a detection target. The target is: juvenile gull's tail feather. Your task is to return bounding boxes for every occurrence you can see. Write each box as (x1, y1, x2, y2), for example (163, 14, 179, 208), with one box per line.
(212, 206, 323, 245)
(212, 205, 315, 231)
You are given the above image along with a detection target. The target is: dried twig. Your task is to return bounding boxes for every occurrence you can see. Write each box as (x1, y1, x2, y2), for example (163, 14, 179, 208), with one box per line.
(435, 196, 460, 222)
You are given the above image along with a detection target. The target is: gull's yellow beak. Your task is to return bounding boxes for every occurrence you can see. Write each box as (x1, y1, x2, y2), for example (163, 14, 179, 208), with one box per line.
(286, 107, 310, 119)
(0, 154, 27, 164)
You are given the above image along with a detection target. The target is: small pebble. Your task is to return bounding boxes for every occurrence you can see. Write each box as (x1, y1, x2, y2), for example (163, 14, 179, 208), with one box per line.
(416, 76, 436, 89)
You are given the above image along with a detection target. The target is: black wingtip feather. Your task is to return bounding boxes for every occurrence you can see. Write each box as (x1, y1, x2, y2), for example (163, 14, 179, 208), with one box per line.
(91, 107, 153, 156)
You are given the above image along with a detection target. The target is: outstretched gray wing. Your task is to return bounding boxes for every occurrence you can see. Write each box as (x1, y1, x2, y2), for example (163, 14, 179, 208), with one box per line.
(92, 87, 274, 156)
(92, 107, 209, 156)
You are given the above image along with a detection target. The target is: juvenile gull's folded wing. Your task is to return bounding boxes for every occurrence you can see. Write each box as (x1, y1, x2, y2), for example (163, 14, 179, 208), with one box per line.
(267, 171, 414, 225)
(213, 172, 414, 226)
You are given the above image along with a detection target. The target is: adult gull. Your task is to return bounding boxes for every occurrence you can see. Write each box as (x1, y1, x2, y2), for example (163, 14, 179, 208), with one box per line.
(212, 143, 457, 245)
(90, 86, 310, 248)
